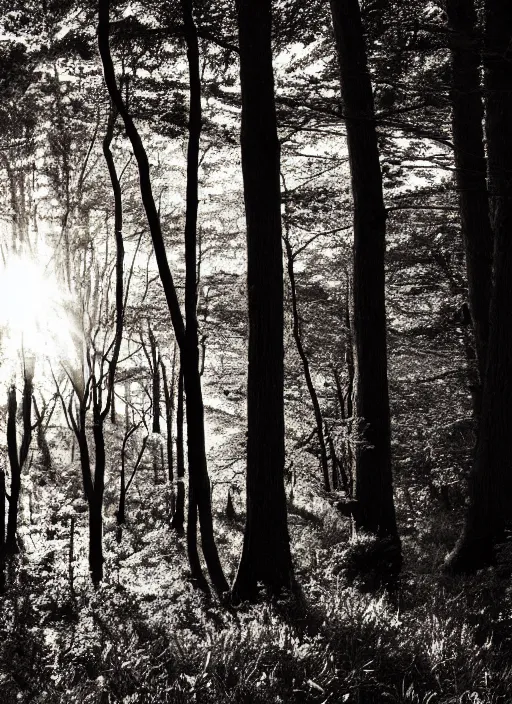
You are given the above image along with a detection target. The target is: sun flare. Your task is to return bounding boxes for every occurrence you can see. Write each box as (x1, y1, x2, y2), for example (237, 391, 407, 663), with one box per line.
(0, 253, 78, 370)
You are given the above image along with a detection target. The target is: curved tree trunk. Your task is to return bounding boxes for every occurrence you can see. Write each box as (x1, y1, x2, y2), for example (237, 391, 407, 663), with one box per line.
(330, 0, 399, 545)
(232, 0, 295, 602)
(446, 0, 512, 572)
(447, 0, 493, 411)
(97, 0, 228, 593)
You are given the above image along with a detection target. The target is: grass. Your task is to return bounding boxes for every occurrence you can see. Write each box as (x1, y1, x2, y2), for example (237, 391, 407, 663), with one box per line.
(2, 498, 512, 703)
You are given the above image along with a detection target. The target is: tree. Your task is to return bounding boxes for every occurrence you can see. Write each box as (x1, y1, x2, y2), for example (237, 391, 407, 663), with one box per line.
(5, 356, 34, 554)
(97, 0, 228, 594)
(446, 0, 512, 572)
(231, 0, 295, 602)
(446, 0, 493, 406)
(329, 0, 400, 547)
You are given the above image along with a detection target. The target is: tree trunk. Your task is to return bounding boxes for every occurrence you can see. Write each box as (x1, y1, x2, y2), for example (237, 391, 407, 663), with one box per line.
(446, 0, 512, 572)
(90, 419, 106, 584)
(0, 469, 5, 592)
(232, 0, 295, 602)
(98, 0, 227, 594)
(187, 484, 208, 589)
(330, 0, 399, 543)
(283, 234, 330, 492)
(161, 355, 175, 483)
(89, 497, 104, 585)
(447, 0, 493, 408)
(148, 322, 161, 433)
(180, 0, 228, 593)
(172, 366, 185, 533)
(6, 386, 21, 554)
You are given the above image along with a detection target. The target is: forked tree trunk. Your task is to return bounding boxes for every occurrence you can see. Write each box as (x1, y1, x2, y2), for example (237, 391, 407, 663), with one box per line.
(232, 0, 295, 602)
(447, 0, 493, 408)
(98, 0, 228, 594)
(330, 0, 399, 544)
(446, 0, 512, 572)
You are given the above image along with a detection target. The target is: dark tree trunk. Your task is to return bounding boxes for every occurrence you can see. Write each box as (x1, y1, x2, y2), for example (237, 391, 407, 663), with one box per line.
(283, 234, 330, 492)
(89, 419, 106, 584)
(232, 0, 295, 602)
(172, 366, 185, 533)
(20, 363, 34, 469)
(180, 0, 228, 593)
(148, 322, 161, 433)
(0, 469, 5, 550)
(98, 0, 227, 594)
(0, 468, 5, 592)
(6, 387, 20, 554)
(447, 0, 493, 407)
(161, 355, 175, 482)
(117, 482, 126, 525)
(446, 0, 512, 572)
(89, 497, 103, 585)
(187, 484, 208, 589)
(330, 0, 399, 543)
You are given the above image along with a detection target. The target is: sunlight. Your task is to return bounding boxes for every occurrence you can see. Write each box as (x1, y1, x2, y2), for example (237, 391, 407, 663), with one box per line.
(0, 253, 79, 370)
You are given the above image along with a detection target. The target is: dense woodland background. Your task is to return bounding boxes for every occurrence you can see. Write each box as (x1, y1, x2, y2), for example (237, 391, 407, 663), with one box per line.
(1, 0, 512, 701)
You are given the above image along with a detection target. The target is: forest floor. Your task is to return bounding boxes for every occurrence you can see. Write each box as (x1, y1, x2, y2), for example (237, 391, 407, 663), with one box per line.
(2, 429, 512, 704)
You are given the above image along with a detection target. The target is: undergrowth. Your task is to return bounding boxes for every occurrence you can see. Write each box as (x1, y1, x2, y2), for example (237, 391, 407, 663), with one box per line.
(2, 508, 512, 703)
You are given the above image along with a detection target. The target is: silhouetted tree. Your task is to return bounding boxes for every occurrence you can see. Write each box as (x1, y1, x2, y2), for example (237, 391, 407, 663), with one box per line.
(446, 0, 512, 572)
(447, 0, 493, 408)
(330, 0, 400, 549)
(232, 0, 295, 602)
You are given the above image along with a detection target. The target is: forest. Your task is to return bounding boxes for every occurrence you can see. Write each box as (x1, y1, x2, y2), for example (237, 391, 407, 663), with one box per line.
(1, 0, 512, 701)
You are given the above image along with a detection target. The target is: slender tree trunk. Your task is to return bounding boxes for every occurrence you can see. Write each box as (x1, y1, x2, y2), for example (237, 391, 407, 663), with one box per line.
(180, 0, 228, 592)
(161, 355, 175, 482)
(88, 420, 106, 584)
(118, 479, 126, 525)
(283, 234, 330, 492)
(232, 0, 295, 602)
(330, 0, 399, 544)
(148, 322, 161, 433)
(98, 0, 227, 594)
(6, 385, 23, 554)
(446, 0, 512, 572)
(172, 366, 185, 533)
(447, 0, 493, 409)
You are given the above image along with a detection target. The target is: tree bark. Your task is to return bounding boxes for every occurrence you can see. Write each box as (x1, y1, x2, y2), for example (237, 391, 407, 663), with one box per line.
(330, 0, 399, 543)
(447, 0, 493, 407)
(232, 0, 295, 602)
(446, 0, 512, 572)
